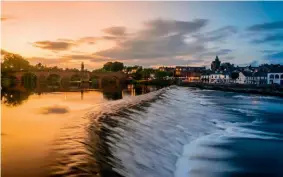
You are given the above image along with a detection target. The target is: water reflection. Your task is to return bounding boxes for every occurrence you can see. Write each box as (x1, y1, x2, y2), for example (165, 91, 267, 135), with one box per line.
(103, 89, 123, 100)
(1, 88, 31, 107)
(1, 84, 159, 107)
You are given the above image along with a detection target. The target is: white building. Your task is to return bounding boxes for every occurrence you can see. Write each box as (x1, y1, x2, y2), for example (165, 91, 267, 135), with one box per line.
(235, 72, 251, 84)
(200, 74, 210, 83)
(209, 72, 230, 84)
(267, 68, 283, 85)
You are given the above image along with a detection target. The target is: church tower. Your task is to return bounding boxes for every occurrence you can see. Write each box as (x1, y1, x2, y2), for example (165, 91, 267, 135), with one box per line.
(81, 62, 84, 72)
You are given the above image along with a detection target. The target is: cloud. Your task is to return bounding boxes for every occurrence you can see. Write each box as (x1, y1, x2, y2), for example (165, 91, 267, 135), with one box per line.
(1, 17, 9, 21)
(62, 54, 112, 62)
(33, 40, 76, 51)
(261, 50, 279, 54)
(95, 19, 211, 62)
(1, 15, 13, 21)
(141, 18, 208, 37)
(199, 49, 233, 58)
(250, 60, 260, 67)
(126, 57, 204, 67)
(223, 56, 235, 61)
(30, 18, 238, 67)
(93, 19, 240, 67)
(252, 33, 283, 44)
(266, 51, 283, 62)
(27, 56, 70, 65)
(77, 37, 99, 45)
(103, 26, 127, 36)
(33, 34, 123, 52)
(194, 26, 238, 42)
(247, 21, 283, 31)
(98, 34, 205, 60)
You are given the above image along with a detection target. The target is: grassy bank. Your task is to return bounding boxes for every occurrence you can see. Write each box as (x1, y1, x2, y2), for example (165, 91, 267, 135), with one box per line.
(180, 82, 283, 98)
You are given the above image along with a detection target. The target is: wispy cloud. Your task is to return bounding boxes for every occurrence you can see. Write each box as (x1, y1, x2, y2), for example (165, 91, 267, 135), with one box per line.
(62, 53, 112, 62)
(94, 19, 238, 67)
(266, 51, 283, 63)
(103, 26, 127, 36)
(252, 33, 283, 44)
(194, 26, 237, 42)
(1, 16, 12, 21)
(33, 39, 77, 51)
(247, 21, 283, 31)
(95, 19, 209, 61)
(27, 56, 70, 65)
(199, 49, 233, 57)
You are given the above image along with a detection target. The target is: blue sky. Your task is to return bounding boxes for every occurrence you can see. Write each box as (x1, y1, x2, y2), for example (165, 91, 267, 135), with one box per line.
(2, 1, 283, 69)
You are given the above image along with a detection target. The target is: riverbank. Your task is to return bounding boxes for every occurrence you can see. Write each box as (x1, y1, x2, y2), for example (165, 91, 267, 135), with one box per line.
(126, 79, 174, 87)
(180, 82, 283, 97)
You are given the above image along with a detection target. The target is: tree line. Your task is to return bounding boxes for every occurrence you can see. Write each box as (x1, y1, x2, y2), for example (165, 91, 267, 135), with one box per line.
(1, 53, 82, 72)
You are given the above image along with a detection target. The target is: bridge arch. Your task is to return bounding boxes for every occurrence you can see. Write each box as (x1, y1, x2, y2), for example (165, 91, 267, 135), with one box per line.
(38, 74, 47, 84)
(101, 76, 120, 88)
(21, 72, 37, 90)
(70, 74, 81, 81)
(90, 75, 100, 89)
(61, 76, 71, 89)
(47, 74, 61, 87)
(2, 75, 18, 88)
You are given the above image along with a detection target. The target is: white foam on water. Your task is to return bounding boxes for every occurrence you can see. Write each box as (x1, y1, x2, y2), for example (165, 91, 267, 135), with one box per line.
(233, 94, 280, 101)
(174, 133, 236, 177)
(227, 108, 257, 116)
(174, 116, 283, 177)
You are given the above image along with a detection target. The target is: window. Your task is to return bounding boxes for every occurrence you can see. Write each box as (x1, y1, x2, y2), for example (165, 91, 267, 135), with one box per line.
(275, 74, 279, 79)
(270, 74, 274, 79)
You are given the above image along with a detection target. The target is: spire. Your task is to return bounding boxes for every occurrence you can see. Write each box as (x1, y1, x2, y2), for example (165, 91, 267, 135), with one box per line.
(215, 55, 219, 61)
(81, 62, 84, 72)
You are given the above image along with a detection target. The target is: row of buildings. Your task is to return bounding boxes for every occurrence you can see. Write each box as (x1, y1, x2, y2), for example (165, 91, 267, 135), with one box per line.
(159, 65, 283, 86)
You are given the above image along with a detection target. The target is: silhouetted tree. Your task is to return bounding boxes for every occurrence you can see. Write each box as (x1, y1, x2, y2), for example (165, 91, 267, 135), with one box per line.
(231, 72, 239, 80)
(2, 53, 30, 71)
(155, 71, 169, 80)
(103, 61, 124, 72)
(132, 67, 143, 80)
(220, 62, 234, 71)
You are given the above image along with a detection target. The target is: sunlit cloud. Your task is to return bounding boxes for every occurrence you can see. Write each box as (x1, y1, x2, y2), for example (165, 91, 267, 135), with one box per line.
(103, 26, 127, 36)
(32, 40, 77, 52)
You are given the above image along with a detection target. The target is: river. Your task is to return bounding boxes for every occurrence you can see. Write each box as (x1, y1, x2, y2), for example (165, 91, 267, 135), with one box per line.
(2, 86, 283, 177)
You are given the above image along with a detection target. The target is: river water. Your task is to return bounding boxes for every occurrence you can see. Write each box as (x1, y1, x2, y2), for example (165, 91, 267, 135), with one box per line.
(2, 86, 283, 177)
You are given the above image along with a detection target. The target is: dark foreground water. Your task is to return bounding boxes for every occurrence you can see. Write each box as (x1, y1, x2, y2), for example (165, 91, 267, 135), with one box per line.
(2, 86, 283, 177)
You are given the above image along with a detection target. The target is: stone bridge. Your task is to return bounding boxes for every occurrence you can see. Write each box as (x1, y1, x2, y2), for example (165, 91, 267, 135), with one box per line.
(8, 71, 127, 89)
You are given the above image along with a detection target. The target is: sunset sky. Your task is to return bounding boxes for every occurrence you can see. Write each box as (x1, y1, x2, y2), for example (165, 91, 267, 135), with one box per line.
(1, 1, 283, 70)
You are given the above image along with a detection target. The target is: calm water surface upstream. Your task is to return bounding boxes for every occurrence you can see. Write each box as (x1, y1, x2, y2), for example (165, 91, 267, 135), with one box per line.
(2, 86, 283, 177)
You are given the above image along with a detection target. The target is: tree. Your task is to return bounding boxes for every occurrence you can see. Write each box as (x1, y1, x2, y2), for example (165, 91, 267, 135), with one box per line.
(231, 72, 239, 80)
(155, 71, 169, 80)
(111, 61, 124, 72)
(141, 68, 155, 79)
(132, 67, 143, 80)
(211, 56, 221, 71)
(103, 62, 113, 71)
(2, 53, 30, 71)
(103, 61, 124, 72)
(35, 62, 45, 71)
(220, 62, 234, 72)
